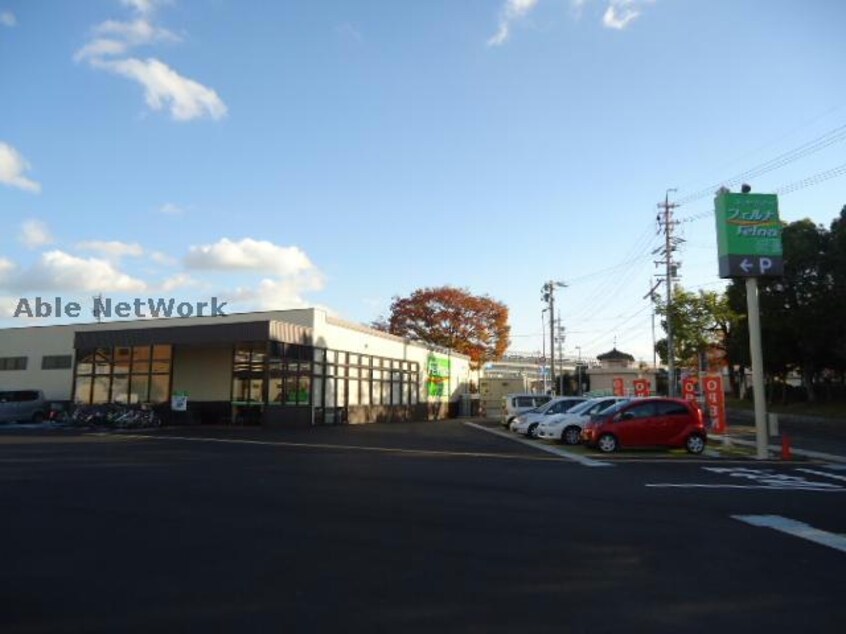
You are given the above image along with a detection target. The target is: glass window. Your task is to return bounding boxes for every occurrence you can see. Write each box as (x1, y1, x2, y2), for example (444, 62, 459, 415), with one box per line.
(132, 346, 151, 361)
(111, 375, 129, 404)
(312, 377, 323, 409)
(130, 374, 149, 404)
(151, 360, 170, 374)
(347, 379, 359, 406)
(152, 345, 172, 360)
(94, 348, 111, 375)
(283, 374, 298, 404)
(42, 355, 73, 370)
(360, 379, 370, 406)
(149, 374, 170, 404)
(232, 376, 250, 403)
(114, 346, 131, 364)
(74, 376, 92, 404)
(75, 349, 94, 375)
(92, 376, 110, 404)
(297, 375, 311, 405)
(336, 379, 346, 408)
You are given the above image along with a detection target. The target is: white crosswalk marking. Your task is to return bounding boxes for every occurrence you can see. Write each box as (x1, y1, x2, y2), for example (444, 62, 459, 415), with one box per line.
(733, 515, 846, 554)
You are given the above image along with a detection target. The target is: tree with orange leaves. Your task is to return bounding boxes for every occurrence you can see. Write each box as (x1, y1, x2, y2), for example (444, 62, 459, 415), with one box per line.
(373, 286, 510, 369)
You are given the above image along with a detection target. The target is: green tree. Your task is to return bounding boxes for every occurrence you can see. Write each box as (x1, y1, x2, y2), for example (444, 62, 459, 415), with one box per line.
(654, 287, 741, 387)
(726, 218, 835, 403)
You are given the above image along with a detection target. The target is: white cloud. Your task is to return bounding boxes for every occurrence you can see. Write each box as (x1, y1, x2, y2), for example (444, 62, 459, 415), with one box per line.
(0, 257, 15, 281)
(121, 0, 160, 16)
(76, 240, 145, 259)
(597, 1, 654, 30)
(158, 273, 196, 292)
(159, 201, 184, 214)
(0, 11, 16, 27)
(0, 142, 41, 193)
(224, 275, 325, 311)
(185, 238, 315, 277)
(93, 57, 227, 121)
(76, 2, 226, 122)
(95, 17, 179, 47)
(19, 220, 54, 249)
(488, 0, 539, 47)
(8, 251, 147, 292)
(150, 251, 178, 266)
(74, 38, 130, 63)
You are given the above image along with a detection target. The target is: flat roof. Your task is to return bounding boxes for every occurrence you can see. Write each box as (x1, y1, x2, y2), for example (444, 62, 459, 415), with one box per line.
(73, 320, 313, 349)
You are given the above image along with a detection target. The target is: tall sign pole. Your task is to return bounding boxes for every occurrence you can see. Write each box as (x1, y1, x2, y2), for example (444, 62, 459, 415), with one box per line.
(714, 186, 783, 459)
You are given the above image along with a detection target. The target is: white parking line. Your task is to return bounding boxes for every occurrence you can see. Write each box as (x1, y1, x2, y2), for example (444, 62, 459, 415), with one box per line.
(732, 515, 846, 554)
(463, 422, 612, 467)
(795, 468, 846, 483)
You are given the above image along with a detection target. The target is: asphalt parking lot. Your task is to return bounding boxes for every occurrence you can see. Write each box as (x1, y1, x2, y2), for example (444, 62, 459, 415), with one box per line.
(2, 420, 844, 633)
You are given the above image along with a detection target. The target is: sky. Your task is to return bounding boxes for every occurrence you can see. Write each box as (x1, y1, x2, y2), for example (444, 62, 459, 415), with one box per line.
(2, 0, 845, 366)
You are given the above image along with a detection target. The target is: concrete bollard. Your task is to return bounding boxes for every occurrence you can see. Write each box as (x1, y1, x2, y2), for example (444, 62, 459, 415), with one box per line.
(768, 412, 779, 437)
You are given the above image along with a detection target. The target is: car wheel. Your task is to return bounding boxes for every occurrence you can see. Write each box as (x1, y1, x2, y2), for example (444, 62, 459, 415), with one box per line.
(528, 423, 539, 438)
(597, 433, 618, 453)
(563, 426, 581, 446)
(685, 433, 706, 455)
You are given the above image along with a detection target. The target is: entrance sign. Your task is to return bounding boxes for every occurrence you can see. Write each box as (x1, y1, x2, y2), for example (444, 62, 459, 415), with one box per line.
(715, 192, 783, 278)
(702, 375, 726, 433)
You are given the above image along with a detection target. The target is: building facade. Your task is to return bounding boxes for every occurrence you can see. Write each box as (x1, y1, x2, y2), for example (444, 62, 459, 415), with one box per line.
(0, 308, 471, 427)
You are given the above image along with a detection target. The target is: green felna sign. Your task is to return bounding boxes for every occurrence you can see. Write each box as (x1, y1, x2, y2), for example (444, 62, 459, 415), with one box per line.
(714, 192, 784, 278)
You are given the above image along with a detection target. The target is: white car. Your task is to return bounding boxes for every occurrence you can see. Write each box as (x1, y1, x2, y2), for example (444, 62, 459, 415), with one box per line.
(536, 397, 632, 445)
(509, 396, 587, 437)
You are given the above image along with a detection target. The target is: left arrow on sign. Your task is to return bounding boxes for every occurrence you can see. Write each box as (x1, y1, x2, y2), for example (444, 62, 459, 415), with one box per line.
(740, 258, 754, 273)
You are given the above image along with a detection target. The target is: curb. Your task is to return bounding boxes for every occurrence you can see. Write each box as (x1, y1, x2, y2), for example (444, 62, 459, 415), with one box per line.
(724, 436, 846, 464)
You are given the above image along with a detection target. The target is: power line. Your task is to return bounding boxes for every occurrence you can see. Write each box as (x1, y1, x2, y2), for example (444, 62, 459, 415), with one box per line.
(675, 123, 846, 206)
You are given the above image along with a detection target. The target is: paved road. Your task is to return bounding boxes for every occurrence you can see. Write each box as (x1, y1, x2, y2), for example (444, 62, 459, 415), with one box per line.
(1, 421, 844, 633)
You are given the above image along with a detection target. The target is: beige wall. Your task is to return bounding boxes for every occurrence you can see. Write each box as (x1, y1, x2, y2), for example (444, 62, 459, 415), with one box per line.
(0, 325, 76, 400)
(172, 345, 233, 401)
(588, 369, 655, 395)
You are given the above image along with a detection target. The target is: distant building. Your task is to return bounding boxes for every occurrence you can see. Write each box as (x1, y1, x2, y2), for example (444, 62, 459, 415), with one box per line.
(588, 347, 655, 395)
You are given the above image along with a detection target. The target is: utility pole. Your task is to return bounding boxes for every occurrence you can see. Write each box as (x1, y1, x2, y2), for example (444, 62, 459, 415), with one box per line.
(541, 308, 548, 393)
(643, 279, 663, 372)
(656, 189, 680, 396)
(541, 281, 566, 395)
(556, 312, 565, 392)
(576, 345, 582, 396)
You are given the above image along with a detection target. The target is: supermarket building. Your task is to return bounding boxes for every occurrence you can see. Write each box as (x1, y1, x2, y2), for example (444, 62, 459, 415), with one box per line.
(0, 308, 472, 427)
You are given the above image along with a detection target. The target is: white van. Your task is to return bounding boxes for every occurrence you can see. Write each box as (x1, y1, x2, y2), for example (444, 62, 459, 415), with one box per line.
(500, 393, 552, 427)
(0, 389, 48, 423)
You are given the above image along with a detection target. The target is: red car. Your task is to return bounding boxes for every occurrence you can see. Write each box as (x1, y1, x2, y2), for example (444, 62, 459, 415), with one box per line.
(581, 397, 707, 454)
